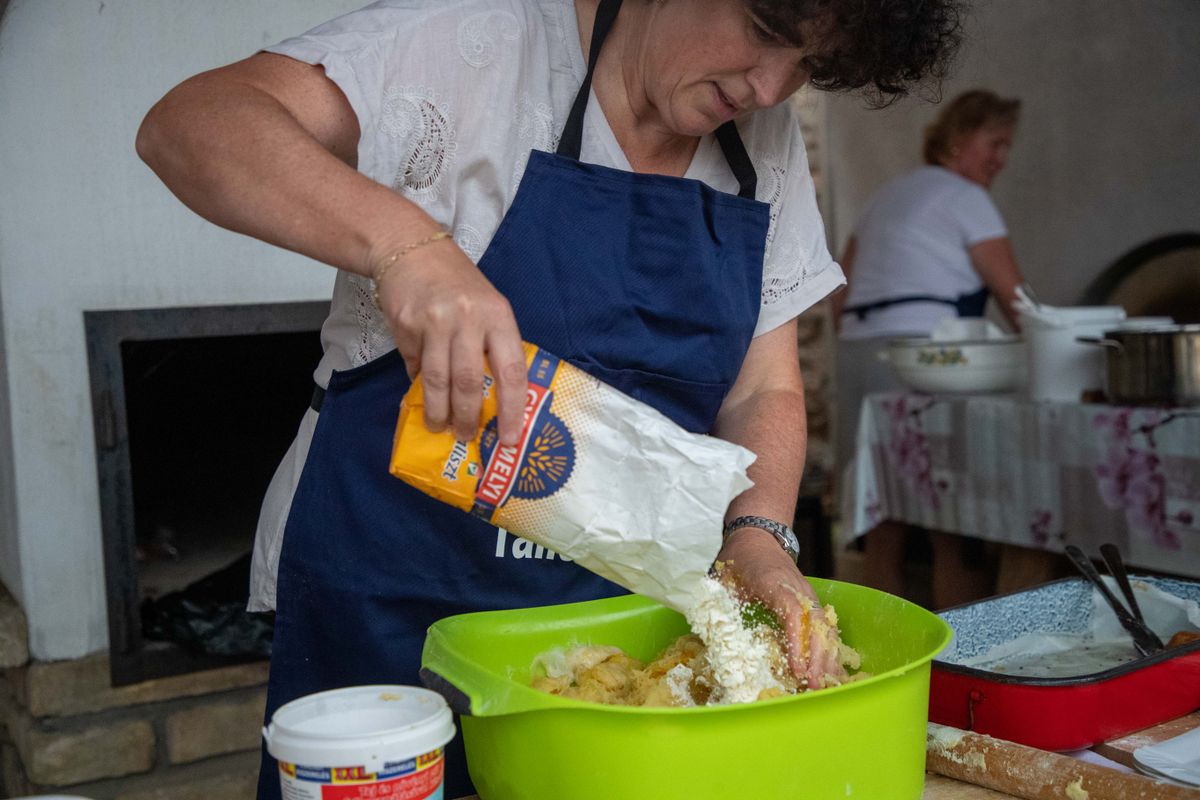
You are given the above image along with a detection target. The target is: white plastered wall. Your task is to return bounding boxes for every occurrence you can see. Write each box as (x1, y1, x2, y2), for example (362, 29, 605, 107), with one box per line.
(0, 0, 361, 660)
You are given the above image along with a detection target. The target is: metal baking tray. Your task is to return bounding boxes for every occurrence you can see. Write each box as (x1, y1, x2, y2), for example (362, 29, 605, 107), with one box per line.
(930, 576, 1200, 751)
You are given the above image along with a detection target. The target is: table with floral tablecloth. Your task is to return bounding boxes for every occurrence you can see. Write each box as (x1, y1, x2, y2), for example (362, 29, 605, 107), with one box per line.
(840, 392, 1200, 577)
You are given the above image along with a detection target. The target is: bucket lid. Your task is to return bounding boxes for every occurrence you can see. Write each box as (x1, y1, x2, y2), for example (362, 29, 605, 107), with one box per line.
(263, 685, 455, 771)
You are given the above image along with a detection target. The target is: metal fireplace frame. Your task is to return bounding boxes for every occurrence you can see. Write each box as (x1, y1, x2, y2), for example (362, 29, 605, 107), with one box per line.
(85, 301, 328, 686)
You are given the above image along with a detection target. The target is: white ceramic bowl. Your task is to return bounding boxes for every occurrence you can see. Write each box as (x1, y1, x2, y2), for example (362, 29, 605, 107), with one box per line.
(882, 336, 1026, 393)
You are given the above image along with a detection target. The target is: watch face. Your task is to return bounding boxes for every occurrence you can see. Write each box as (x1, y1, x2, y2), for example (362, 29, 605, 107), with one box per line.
(776, 528, 800, 560)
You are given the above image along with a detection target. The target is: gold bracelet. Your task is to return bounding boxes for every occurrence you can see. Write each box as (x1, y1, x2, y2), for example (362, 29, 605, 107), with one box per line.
(371, 228, 452, 307)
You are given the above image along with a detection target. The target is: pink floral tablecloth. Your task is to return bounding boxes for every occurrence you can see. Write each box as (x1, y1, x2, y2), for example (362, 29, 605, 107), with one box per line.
(840, 392, 1200, 577)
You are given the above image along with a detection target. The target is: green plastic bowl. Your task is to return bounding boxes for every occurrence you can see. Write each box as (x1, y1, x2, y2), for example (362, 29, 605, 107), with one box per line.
(421, 578, 950, 799)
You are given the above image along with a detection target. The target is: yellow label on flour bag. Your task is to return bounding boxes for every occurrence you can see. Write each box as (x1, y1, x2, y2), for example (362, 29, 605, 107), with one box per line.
(391, 343, 570, 521)
(390, 342, 756, 611)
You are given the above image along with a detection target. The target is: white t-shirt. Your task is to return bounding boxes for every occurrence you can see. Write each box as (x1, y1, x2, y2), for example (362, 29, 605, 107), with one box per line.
(838, 165, 1006, 340)
(249, 0, 844, 610)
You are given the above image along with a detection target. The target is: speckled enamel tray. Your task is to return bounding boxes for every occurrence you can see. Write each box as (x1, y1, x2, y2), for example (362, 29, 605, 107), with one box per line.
(930, 577, 1200, 751)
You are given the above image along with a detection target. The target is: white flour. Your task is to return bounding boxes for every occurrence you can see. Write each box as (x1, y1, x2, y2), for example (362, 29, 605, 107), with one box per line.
(665, 663, 696, 707)
(684, 576, 783, 704)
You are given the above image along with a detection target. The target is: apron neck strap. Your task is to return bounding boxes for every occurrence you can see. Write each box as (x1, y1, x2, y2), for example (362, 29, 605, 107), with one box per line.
(715, 122, 758, 200)
(556, 0, 759, 200)
(556, 0, 621, 162)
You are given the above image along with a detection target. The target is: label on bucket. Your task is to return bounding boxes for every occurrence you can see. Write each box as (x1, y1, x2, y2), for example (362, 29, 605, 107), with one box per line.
(278, 747, 444, 800)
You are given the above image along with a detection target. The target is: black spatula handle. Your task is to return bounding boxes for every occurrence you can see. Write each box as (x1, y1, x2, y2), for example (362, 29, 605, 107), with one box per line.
(1065, 545, 1164, 657)
(1100, 544, 1145, 623)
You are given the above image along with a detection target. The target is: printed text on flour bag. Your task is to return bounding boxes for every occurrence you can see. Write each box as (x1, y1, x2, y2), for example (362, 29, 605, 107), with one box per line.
(494, 527, 573, 562)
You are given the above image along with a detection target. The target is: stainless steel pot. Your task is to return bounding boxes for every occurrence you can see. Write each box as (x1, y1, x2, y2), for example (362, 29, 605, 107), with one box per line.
(1080, 325, 1200, 406)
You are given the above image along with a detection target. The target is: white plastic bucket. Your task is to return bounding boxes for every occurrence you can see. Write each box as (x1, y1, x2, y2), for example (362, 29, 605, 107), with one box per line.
(1021, 306, 1126, 402)
(263, 685, 455, 800)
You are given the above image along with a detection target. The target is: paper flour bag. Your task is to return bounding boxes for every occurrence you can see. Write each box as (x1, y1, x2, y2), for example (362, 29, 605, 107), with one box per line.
(389, 342, 755, 611)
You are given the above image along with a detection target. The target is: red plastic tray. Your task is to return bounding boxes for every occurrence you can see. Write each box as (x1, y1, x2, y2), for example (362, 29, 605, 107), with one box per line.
(930, 577, 1200, 751)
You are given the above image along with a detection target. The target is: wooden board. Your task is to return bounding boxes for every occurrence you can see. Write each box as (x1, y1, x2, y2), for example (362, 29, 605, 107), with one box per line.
(1092, 711, 1200, 769)
(923, 773, 1019, 798)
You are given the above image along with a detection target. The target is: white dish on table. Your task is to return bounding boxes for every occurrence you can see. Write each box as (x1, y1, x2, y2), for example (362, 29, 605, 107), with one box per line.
(880, 335, 1026, 394)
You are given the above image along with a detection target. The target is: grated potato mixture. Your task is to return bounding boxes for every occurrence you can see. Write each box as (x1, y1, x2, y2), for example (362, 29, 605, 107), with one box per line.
(531, 576, 866, 707)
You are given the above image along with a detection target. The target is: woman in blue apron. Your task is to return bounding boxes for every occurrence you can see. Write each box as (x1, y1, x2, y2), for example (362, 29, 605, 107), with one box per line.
(136, 1, 966, 796)
(260, 5, 820, 795)
(832, 89, 1026, 610)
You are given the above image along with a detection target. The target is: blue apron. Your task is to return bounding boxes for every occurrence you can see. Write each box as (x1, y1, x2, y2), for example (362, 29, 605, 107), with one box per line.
(257, 0, 769, 797)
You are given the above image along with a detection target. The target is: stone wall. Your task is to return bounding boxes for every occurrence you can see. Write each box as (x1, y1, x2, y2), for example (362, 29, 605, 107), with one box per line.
(791, 87, 838, 494)
(0, 587, 265, 799)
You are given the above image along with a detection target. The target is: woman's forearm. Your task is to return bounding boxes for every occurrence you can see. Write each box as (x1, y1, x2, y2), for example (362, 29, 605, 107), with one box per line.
(711, 326, 842, 685)
(138, 54, 531, 444)
(136, 54, 439, 277)
(969, 236, 1024, 331)
(716, 384, 807, 527)
(712, 322, 808, 528)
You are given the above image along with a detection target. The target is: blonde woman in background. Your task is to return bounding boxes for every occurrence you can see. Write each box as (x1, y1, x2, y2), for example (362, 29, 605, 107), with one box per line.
(833, 90, 1024, 609)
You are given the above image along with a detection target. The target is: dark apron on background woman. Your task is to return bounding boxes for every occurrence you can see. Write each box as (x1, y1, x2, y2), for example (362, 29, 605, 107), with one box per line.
(257, 0, 769, 797)
(842, 285, 990, 322)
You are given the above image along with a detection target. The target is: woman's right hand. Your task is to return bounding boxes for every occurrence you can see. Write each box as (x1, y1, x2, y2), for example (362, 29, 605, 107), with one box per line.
(373, 235, 528, 447)
(718, 528, 848, 689)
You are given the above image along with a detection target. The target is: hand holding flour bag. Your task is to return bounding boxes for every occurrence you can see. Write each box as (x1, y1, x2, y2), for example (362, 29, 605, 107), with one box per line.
(389, 342, 755, 612)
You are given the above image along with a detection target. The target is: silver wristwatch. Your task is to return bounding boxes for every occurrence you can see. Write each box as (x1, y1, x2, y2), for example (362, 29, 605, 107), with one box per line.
(722, 515, 800, 563)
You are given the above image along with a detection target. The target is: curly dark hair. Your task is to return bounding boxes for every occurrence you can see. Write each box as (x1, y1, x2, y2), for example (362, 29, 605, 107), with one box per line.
(750, 0, 965, 106)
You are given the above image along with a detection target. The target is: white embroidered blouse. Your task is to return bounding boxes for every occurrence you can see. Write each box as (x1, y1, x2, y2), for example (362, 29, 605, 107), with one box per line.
(249, 0, 844, 610)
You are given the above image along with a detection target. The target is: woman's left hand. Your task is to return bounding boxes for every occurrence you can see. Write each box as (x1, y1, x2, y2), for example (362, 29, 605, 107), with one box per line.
(718, 527, 847, 689)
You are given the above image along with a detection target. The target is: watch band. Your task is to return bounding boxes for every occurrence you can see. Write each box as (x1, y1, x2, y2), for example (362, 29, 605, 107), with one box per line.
(722, 515, 800, 563)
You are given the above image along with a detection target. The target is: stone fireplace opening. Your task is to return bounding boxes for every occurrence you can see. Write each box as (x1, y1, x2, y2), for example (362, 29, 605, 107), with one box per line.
(85, 302, 327, 686)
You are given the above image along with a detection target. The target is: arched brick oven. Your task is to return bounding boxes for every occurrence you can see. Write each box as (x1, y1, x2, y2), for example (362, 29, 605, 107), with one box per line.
(1082, 233, 1200, 324)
